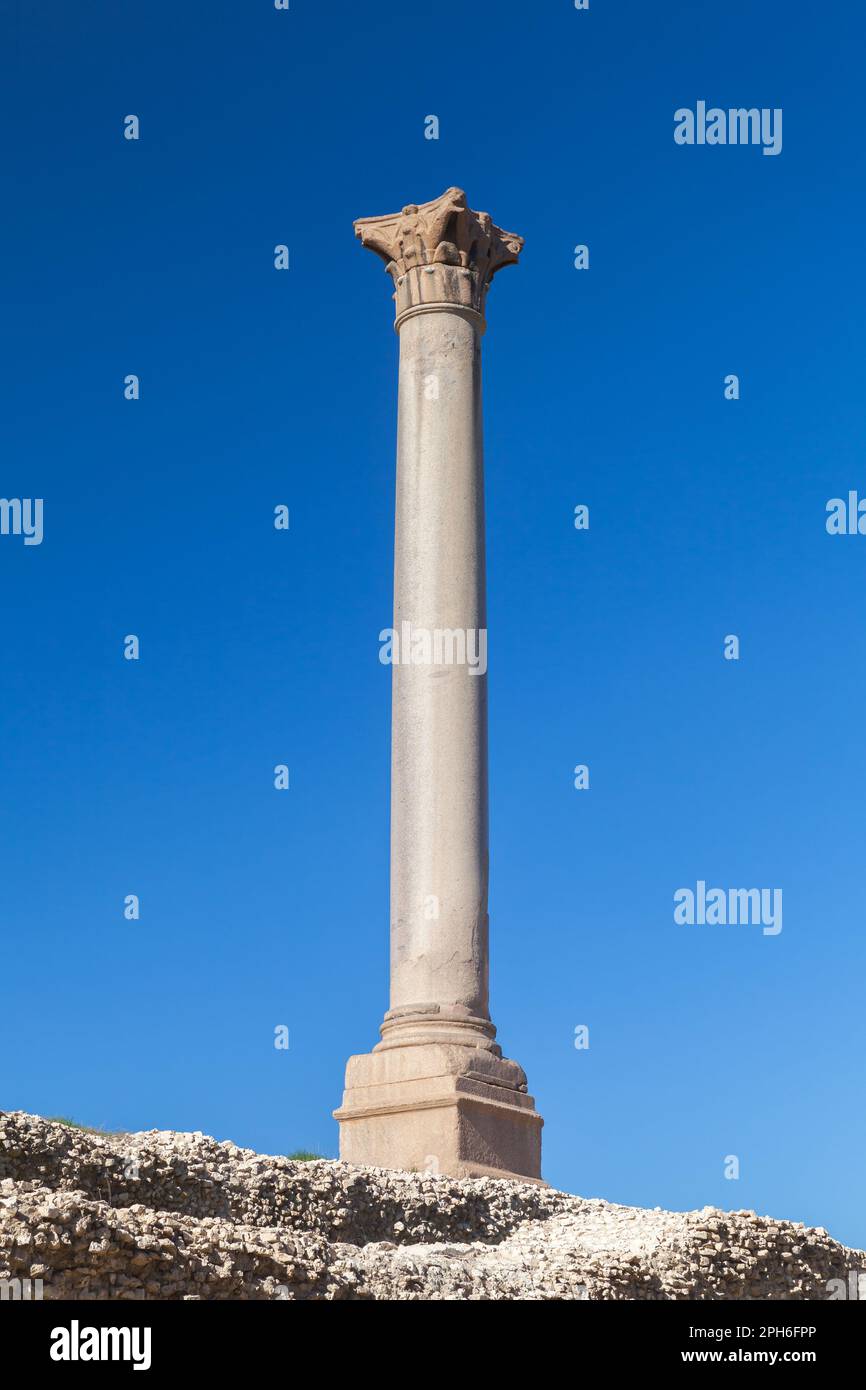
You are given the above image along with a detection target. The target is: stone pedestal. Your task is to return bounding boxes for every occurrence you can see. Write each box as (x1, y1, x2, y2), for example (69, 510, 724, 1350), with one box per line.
(337, 1045, 541, 1182)
(334, 189, 542, 1181)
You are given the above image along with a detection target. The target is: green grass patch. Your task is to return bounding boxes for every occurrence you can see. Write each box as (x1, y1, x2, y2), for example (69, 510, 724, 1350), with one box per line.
(44, 1116, 123, 1136)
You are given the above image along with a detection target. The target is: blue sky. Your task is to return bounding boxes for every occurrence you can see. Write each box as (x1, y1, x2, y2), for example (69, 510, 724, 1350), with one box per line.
(3, 0, 866, 1250)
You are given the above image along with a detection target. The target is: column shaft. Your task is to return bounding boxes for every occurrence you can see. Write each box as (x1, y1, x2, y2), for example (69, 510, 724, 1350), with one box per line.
(389, 308, 489, 1026)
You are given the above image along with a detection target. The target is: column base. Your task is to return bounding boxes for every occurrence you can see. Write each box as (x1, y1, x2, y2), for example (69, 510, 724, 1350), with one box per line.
(333, 1041, 543, 1183)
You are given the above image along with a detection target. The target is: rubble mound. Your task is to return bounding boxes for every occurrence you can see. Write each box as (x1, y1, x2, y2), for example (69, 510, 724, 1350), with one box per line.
(0, 1112, 860, 1300)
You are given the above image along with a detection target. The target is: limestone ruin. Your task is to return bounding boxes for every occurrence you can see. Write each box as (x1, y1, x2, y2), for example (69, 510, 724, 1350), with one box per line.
(2, 1113, 861, 1301)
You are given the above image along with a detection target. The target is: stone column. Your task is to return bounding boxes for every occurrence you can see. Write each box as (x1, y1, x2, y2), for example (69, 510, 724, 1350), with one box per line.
(334, 188, 542, 1182)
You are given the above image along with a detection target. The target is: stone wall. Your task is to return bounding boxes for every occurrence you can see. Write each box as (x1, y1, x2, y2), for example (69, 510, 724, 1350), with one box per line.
(1, 1112, 861, 1301)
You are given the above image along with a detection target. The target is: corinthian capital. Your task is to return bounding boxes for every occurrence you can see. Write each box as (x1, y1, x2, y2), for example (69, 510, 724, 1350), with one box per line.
(354, 187, 524, 324)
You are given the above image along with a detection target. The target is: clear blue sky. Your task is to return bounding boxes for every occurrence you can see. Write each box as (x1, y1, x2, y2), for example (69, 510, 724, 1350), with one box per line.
(3, 0, 865, 1251)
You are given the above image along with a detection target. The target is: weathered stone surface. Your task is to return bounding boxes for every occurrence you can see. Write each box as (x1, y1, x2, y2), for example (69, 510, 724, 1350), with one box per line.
(1, 1112, 861, 1301)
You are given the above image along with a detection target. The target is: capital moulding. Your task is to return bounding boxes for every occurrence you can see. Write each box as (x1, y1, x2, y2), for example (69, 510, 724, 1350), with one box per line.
(354, 185, 524, 322)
